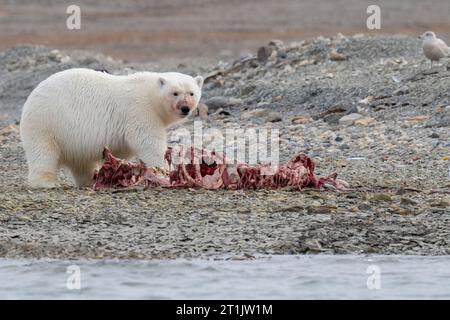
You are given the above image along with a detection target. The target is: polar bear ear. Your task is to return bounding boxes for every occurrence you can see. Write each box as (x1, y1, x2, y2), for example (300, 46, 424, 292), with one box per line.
(158, 77, 166, 88)
(195, 76, 204, 89)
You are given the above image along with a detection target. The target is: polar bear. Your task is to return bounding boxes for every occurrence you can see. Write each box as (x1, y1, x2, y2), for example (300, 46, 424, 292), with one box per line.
(20, 68, 203, 188)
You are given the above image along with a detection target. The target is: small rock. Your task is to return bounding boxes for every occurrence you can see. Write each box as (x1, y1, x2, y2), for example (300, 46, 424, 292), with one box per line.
(230, 255, 247, 261)
(429, 133, 439, 139)
(400, 198, 419, 206)
(268, 39, 285, 49)
(359, 96, 374, 104)
(323, 113, 345, 125)
(430, 200, 449, 208)
(206, 96, 243, 111)
(303, 239, 323, 252)
(218, 109, 231, 116)
(393, 87, 410, 96)
(329, 49, 347, 61)
(290, 115, 312, 124)
(370, 194, 393, 202)
(373, 105, 386, 112)
(358, 202, 372, 211)
(298, 59, 315, 67)
(277, 50, 287, 59)
(212, 108, 230, 116)
(196, 103, 208, 120)
(79, 56, 100, 66)
(426, 117, 450, 128)
(0, 124, 19, 136)
(345, 106, 359, 115)
(339, 113, 363, 125)
(391, 205, 413, 215)
(49, 49, 63, 62)
(307, 205, 337, 214)
(257, 46, 275, 62)
(249, 60, 259, 68)
(267, 111, 282, 122)
(407, 115, 431, 121)
(241, 108, 271, 119)
(272, 95, 283, 102)
(354, 117, 375, 126)
(240, 84, 256, 96)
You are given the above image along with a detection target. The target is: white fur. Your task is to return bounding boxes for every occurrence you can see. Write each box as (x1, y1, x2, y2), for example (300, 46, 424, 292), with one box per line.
(20, 68, 203, 188)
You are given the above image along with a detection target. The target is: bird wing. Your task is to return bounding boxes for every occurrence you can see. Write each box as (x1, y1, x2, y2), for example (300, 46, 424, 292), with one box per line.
(436, 39, 450, 56)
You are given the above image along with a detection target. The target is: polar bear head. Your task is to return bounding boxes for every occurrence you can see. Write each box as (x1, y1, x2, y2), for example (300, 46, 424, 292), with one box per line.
(156, 72, 203, 125)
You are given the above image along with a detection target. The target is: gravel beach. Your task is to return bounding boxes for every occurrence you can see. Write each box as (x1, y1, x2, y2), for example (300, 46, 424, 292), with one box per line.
(0, 34, 449, 259)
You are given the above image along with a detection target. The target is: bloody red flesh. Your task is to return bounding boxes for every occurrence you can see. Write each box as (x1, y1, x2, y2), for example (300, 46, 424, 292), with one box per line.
(94, 146, 348, 190)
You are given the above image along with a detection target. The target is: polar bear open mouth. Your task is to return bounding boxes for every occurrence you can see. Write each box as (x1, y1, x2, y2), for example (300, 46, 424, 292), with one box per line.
(93, 146, 349, 191)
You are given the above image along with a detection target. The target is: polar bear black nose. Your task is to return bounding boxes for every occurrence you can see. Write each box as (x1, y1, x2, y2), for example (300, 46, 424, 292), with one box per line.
(180, 106, 190, 115)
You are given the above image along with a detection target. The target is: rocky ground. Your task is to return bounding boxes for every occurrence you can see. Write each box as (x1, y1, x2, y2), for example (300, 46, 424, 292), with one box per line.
(0, 34, 449, 259)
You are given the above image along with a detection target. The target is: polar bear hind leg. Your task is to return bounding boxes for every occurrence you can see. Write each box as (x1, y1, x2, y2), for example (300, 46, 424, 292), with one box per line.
(23, 136, 60, 189)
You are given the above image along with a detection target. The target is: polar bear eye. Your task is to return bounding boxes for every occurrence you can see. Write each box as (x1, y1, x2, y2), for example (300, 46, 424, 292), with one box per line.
(173, 92, 178, 97)
(190, 92, 194, 96)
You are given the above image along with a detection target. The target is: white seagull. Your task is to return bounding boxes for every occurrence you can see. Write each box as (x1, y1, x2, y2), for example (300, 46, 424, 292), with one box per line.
(419, 31, 450, 68)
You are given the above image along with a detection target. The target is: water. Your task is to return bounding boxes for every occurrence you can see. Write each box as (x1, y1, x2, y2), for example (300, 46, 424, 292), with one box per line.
(0, 255, 449, 299)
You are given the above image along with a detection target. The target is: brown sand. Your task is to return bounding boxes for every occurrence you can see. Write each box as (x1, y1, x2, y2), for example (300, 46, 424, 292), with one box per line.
(0, 0, 449, 62)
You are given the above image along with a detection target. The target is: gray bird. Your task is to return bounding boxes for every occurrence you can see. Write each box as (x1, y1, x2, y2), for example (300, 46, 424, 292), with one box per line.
(419, 31, 450, 68)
